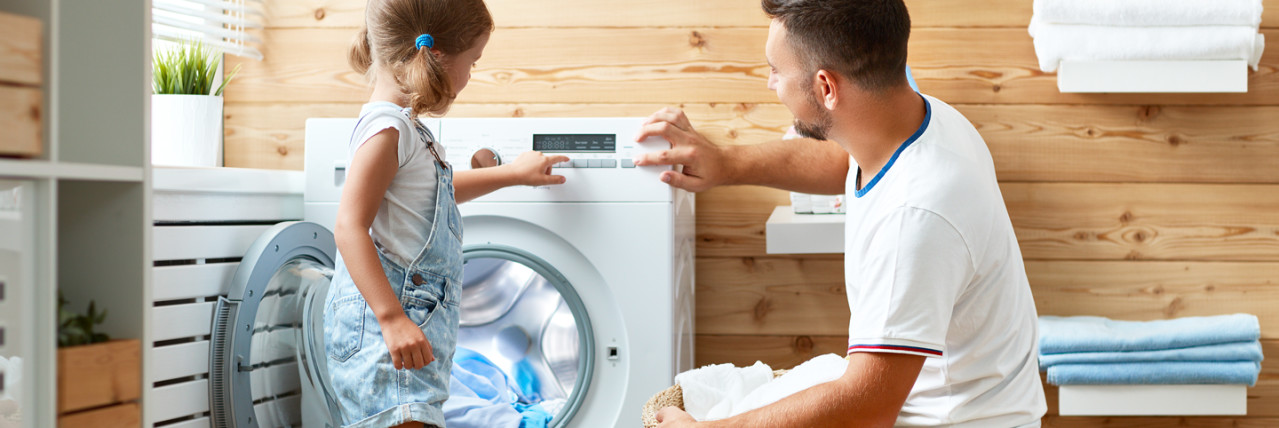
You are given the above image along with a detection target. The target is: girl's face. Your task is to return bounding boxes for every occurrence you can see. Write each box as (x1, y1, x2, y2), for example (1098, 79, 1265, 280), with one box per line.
(441, 31, 490, 96)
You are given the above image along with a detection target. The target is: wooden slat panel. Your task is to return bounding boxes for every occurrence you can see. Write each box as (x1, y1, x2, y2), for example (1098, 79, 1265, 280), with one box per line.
(153, 263, 238, 302)
(224, 28, 1279, 105)
(1030, 261, 1279, 336)
(151, 341, 211, 382)
(259, 0, 1279, 29)
(225, 27, 774, 104)
(149, 379, 210, 424)
(1005, 183, 1279, 262)
(910, 29, 1279, 106)
(227, 102, 1279, 185)
(224, 102, 794, 169)
(152, 302, 215, 342)
(696, 255, 846, 336)
(695, 258, 1279, 337)
(695, 185, 791, 258)
(697, 336, 1279, 418)
(0, 11, 41, 86)
(152, 224, 272, 261)
(694, 334, 846, 368)
(0, 85, 42, 157)
(967, 104, 1279, 184)
(695, 183, 1279, 260)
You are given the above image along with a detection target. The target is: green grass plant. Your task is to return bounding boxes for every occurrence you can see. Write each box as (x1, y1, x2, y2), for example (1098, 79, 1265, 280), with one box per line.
(153, 39, 241, 96)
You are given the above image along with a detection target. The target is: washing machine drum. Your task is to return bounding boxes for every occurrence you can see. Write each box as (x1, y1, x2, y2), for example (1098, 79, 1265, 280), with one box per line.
(457, 246, 594, 427)
(208, 222, 341, 428)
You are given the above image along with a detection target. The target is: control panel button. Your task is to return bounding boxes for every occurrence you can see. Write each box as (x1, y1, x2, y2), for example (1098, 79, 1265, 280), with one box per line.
(572, 159, 591, 168)
(587, 159, 603, 168)
(552, 161, 573, 169)
(600, 159, 617, 168)
(621, 159, 636, 168)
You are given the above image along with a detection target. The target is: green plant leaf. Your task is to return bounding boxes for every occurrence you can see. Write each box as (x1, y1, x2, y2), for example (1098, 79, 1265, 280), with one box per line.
(153, 39, 237, 95)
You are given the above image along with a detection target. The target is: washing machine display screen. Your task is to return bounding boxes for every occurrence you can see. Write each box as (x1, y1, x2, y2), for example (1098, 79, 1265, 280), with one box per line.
(532, 134, 615, 153)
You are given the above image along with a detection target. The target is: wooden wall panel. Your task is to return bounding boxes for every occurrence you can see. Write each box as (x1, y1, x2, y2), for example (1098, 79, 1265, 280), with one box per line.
(263, 0, 1279, 29)
(695, 183, 1279, 260)
(696, 257, 1279, 337)
(224, 102, 793, 169)
(231, 0, 1279, 425)
(226, 28, 1279, 105)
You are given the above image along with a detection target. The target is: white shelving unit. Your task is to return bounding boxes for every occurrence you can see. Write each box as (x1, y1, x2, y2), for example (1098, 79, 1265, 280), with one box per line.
(0, 0, 151, 426)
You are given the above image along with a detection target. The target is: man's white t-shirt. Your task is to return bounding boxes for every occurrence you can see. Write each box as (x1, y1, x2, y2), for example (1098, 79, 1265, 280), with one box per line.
(843, 94, 1046, 427)
(348, 101, 447, 267)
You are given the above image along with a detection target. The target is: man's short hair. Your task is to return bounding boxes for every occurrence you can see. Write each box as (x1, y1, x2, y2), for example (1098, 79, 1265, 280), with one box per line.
(762, 0, 911, 93)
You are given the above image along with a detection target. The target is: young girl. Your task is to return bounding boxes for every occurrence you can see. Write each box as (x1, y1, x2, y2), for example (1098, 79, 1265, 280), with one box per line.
(323, 1, 568, 427)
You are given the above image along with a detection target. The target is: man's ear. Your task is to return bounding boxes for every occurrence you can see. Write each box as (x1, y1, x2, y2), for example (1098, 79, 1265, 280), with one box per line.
(814, 69, 840, 110)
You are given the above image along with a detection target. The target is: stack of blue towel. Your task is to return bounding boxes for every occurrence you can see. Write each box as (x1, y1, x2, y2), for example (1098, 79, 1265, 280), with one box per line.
(1038, 314, 1264, 386)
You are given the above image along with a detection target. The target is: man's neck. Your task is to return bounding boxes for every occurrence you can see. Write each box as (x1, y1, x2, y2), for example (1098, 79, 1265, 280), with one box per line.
(831, 87, 927, 189)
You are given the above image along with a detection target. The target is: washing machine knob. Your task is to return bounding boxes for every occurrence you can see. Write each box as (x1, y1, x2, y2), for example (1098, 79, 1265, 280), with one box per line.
(470, 148, 501, 169)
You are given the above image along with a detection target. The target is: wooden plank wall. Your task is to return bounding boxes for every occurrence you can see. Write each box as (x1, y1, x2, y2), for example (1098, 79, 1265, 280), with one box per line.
(225, 0, 1279, 424)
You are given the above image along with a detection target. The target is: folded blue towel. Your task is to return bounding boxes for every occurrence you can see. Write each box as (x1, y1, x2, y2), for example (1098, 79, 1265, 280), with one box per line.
(1039, 340, 1264, 368)
(1046, 361, 1260, 386)
(1039, 314, 1260, 354)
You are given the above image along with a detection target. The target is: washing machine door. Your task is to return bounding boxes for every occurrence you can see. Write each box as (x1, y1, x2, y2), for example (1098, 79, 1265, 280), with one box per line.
(457, 245, 594, 427)
(208, 222, 342, 428)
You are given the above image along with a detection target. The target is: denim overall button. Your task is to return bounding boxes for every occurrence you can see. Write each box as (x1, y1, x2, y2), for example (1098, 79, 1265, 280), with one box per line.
(412, 273, 426, 286)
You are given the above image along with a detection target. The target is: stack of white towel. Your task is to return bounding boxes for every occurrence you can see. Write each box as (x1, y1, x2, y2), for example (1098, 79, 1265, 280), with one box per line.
(1029, 0, 1265, 72)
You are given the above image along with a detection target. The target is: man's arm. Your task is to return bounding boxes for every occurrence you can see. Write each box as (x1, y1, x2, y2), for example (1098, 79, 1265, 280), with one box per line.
(633, 108, 848, 194)
(657, 352, 924, 428)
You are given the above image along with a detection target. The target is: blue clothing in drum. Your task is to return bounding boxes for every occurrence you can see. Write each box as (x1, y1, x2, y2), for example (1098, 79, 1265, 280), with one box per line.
(324, 104, 464, 428)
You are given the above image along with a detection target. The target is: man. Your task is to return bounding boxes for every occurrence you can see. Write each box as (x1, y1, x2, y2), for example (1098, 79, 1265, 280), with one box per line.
(639, 0, 1047, 426)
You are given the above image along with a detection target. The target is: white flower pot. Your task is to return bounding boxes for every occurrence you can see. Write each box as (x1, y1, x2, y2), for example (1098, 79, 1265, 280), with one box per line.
(151, 94, 223, 167)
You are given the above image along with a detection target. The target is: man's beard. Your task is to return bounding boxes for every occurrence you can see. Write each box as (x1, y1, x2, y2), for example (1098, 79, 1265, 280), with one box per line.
(792, 92, 833, 140)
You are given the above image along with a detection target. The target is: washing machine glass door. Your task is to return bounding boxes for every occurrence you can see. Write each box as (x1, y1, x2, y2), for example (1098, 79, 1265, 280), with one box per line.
(210, 222, 340, 428)
(457, 246, 594, 427)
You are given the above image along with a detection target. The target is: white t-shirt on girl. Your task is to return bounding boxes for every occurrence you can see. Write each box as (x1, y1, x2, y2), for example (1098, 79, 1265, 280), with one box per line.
(347, 101, 448, 267)
(843, 94, 1046, 427)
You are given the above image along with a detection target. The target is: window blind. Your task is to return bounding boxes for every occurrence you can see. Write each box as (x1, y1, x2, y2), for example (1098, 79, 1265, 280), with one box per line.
(152, 0, 264, 60)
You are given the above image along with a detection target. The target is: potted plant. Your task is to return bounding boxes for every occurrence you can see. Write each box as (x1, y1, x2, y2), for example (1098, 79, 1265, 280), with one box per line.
(54, 295, 141, 426)
(151, 39, 240, 167)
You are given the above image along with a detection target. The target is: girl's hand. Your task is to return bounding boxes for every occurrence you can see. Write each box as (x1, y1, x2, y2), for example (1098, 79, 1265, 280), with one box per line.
(506, 151, 570, 186)
(379, 313, 435, 370)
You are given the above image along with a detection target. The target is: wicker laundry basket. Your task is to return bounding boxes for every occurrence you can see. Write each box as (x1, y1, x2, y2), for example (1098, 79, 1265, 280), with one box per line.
(640, 369, 789, 428)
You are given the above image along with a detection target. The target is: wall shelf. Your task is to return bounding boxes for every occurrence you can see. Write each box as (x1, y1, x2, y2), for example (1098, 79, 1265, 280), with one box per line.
(765, 206, 845, 254)
(0, 159, 144, 182)
(1058, 384, 1247, 416)
(1057, 60, 1248, 93)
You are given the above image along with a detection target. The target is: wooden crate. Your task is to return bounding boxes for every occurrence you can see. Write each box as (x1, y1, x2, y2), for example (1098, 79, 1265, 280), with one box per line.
(0, 11, 42, 157)
(56, 339, 142, 415)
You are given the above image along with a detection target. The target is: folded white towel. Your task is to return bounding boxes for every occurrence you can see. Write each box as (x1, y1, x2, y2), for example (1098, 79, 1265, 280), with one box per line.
(675, 361, 774, 421)
(1029, 22, 1265, 72)
(1033, 0, 1263, 28)
(735, 354, 848, 415)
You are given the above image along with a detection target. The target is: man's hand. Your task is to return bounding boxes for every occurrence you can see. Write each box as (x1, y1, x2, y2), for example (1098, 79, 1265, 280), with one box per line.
(633, 107, 735, 192)
(655, 406, 699, 428)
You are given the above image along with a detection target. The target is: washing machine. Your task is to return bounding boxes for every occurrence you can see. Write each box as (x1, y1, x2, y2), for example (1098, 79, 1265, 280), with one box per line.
(287, 116, 696, 427)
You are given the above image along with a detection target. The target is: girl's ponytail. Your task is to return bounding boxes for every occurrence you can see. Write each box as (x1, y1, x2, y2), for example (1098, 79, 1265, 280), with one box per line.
(401, 44, 454, 117)
(349, 27, 373, 75)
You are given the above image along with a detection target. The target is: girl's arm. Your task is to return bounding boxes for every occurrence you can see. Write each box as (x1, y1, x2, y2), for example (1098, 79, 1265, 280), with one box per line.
(334, 128, 435, 371)
(453, 151, 570, 203)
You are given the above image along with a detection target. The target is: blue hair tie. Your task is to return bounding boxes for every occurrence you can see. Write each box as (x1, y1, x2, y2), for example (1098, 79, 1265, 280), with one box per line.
(415, 34, 434, 50)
